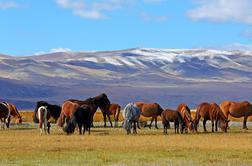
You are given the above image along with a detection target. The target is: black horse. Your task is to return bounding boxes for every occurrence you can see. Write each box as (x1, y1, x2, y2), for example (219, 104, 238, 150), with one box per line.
(33, 101, 61, 123)
(68, 93, 111, 127)
(64, 105, 92, 135)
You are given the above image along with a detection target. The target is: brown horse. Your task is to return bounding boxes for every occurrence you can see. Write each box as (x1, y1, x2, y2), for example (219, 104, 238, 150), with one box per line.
(220, 101, 252, 129)
(161, 108, 185, 134)
(7, 103, 22, 124)
(136, 102, 164, 129)
(177, 103, 194, 133)
(57, 101, 80, 127)
(194, 102, 229, 133)
(0, 102, 10, 129)
(68, 93, 111, 127)
(108, 103, 121, 127)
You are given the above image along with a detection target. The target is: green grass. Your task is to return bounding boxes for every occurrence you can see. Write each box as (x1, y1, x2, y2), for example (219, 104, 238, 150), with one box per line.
(0, 124, 252, 166)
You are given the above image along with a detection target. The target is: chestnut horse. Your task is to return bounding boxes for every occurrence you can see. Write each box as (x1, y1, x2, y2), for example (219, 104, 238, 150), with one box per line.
(1, 102, 22, 128)
(0, 102, 10, 129)
(161, 108, 185, 134)
(136, 102, 164, 129)
(220, 101, 252, 129)
(194, 102, 229, 133)
(33, 101, 61, 123)
(57, 101, 80, 127)
(108, 103, 121, 127)
(68, 93, 111, 127)
(177, 103, 194, 133)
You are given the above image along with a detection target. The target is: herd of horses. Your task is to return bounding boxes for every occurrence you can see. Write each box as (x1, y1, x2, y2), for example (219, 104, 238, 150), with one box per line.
(0, 93, 252, 135)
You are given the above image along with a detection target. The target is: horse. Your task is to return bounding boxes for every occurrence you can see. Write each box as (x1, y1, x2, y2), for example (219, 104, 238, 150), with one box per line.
(7, 103, 22, 124)
(33, 101, 61, 123)
(177, 103, 195, 133)
(122, 103, 141, 134)
(64, 105, 92, 135)
(0, 102, 11, 129)
(57, 101, 80, 127)
(194, 102, 229, 133)
(36, 106, 51, 135)
(161, 108, 185, 134)
(220, 101, 252, 129)
(136, 102, 164, 129)
(108, 103, 121, 127)
(0, 102, 22, 128)
(68, 93, 111, 127)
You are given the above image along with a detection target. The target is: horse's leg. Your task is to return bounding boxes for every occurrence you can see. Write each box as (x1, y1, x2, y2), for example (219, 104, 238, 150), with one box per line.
(137, 121, 141, 129)
(107, 114, 113, 128)
(154, 117, 158, 129)
(211, 119, 214, 132)
(6, 116, 10, 128)
(47, 122, 51, 134)
(149, 117, 154, 129)
(215, 116, 218, 132)
(78, 123, 82, 135)
(83, 124, 86, 135)
(243, 116, 248, 130)
(133, 122, 137, 134)
(203, 119, 207, 132)
(226, 112, 230, 129)
(102, 111, 107, 127)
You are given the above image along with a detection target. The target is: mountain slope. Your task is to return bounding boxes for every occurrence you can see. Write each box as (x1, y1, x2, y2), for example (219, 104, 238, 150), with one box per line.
(0, 48, 252, 109)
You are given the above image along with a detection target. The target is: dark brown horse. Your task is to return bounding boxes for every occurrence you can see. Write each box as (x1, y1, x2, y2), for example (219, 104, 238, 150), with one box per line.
(0, 102, 10, 129)
(57, 101, 80, 127)
(161, 108, 185, 134)
(108, 103, 121, 127)
(33, 101, 61, 123)
(68, 93, 111, 127)
(177, 103, 194, 133)
(136, 102, 164, 129)
(194, 102, 229, 133)
(220, 101, 252, 129)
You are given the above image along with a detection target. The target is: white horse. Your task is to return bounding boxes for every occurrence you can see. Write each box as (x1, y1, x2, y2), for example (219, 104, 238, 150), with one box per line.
(37, 106, 50, 135)
(122, 103, 140, 134)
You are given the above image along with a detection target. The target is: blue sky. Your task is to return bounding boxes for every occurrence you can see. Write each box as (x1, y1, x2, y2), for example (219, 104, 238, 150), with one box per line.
(1, 0, 252, 56)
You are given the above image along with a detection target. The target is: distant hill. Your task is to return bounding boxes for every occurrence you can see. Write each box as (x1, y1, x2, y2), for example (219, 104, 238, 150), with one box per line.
(1, 48, 252, 109)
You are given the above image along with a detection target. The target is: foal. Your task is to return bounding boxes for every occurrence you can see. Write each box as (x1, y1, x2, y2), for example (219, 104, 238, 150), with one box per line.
(37, 106, 50, 135)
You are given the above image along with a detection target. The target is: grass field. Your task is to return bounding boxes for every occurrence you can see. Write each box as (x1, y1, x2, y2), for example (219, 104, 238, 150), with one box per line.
(1, 111, 252, 166)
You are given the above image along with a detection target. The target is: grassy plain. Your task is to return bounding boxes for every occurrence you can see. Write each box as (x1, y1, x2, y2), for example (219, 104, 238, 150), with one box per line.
(0, 111, 251, 166)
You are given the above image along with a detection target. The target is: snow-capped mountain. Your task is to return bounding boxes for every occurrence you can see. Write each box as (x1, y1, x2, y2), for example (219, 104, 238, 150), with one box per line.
(0, 48, 252, 109)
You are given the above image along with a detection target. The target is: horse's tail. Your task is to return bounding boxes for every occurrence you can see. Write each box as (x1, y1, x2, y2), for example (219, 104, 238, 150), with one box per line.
(57, 112, 65, 127)
(115, 105, 121, 121)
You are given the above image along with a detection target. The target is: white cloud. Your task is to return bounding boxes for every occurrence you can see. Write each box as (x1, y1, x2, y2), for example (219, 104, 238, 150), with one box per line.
(55, 0, 132, 19)
(55, 0, 168, 20)
(0, 1, 18, 9)
(187, 0, 252, 24)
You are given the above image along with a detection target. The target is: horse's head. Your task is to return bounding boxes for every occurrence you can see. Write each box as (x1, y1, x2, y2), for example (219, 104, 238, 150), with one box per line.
(122, 119, 132, 134)
(64, 122, 75, 135)
(16, 116, 22, 124)
(218, 119, 230, 132)
(180, 104, 195, 132)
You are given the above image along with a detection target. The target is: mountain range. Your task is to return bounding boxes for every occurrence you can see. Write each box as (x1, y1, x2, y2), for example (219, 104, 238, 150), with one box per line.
(1, 48, 251, 109)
